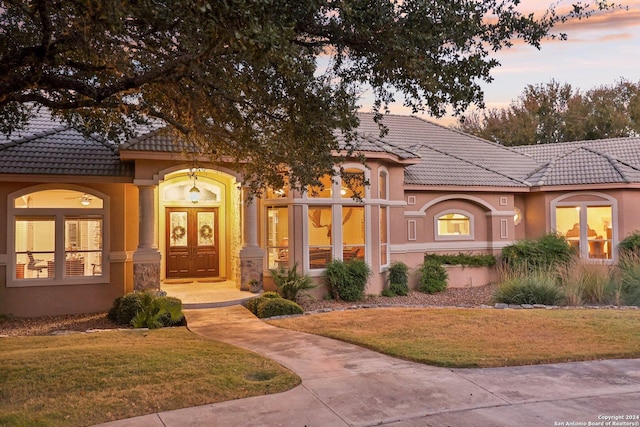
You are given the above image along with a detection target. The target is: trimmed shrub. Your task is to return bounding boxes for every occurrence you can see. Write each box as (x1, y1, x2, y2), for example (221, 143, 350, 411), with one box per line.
(256, 298, 304, 318)
(324, 259, 372, 302)
(494, 267, 562, 305)
(246, 291, 280, 315)
(501, 233, 574, 271)
(387, 262, 409, 296)
(270, 263, 316, 301)
(618, 231, 640, 256)
(424, 253, 496, 267)
(107, 292, 145, 325)
(417, 260, 448, 294)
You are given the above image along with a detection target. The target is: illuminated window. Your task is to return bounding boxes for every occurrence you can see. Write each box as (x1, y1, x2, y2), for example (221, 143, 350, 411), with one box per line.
(308, 206, 332, 269)
(307, 174, 333, 198)
(343, 206, 365, 262)
(556, 205, 613, 260)
(437, 212, 471, 236)
(11, 188, 106, 284)
(341, 168, 365, 199)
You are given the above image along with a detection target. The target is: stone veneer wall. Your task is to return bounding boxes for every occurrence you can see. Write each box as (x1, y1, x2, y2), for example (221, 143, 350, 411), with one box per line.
(230, 183, 242, 287)
(133, 263, 160, 291)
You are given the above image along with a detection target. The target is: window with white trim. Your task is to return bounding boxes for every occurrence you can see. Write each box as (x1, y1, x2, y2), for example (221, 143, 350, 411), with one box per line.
(435, 211, 473, 240)
(10, 189, 107, 284)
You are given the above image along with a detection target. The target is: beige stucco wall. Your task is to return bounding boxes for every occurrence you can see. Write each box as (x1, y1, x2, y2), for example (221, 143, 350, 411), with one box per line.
(0, 180, 137, 317)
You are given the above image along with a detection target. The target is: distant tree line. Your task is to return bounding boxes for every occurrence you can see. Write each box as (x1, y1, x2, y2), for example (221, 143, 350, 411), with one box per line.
(455, 79, 640, 146)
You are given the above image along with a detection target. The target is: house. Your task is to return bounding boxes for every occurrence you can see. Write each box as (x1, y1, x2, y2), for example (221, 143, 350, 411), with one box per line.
(2, 112, 640, 317)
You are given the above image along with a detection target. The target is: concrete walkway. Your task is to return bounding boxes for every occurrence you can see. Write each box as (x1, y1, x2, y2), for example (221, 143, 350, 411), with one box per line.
(98, 306, 640, 427)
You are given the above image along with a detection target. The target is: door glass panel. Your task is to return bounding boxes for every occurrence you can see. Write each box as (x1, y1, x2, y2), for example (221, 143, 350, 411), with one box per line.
(170, 212, 188, 247)
(197, 211, 215, 246)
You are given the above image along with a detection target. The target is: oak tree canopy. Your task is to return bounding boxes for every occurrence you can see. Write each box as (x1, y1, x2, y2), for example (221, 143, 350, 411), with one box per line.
(0, 0, 617, 192)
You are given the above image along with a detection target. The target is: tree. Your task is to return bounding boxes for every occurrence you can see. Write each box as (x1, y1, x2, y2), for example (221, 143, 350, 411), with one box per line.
(457, 79, 640, 146)
(0, 0, 618, 192)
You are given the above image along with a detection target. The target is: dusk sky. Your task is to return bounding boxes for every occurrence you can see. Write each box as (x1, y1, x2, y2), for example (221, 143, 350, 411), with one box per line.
(364, 0, 640, 126)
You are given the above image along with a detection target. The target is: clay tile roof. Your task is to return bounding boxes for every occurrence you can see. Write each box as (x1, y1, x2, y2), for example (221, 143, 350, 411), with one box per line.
(356, 112, 537, 187)
(516, 138, 640, 185)
(0, 125, 133, 177)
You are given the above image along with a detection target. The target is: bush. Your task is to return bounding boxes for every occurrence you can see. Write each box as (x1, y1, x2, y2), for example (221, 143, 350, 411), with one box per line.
(246, 291, 280, 315)
(107, 292, 145, 325)
(270, 263, 316, 301)
(256, 298, 304, 318)
(417, 260, 448, 294)
(324, 259, 372, 302)
(494, 267, 562, 305)
(618, 231, 640, 256)
(615, 253, 640, 306)
(501, 233, 574, 271)
(387, 262, 409, 296)
(558, 259, 614, 306)
(424, 253, 496, 267)
(108, 291, 184, 328)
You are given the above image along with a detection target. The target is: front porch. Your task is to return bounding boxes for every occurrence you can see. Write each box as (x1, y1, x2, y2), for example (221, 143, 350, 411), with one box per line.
(162, 279, 258, 309)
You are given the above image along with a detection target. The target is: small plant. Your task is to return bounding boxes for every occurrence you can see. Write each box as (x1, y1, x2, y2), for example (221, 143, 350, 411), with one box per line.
(131, 293, 185, 329)
(248, 279, 261, 293)
(494, 266, 562, 305)
(256, 298, 304, 318)
(324, 259, 372, 302)
(417, 259, 448, 294)
(269, 263, 316, 301)
(387, 262, 410, 296)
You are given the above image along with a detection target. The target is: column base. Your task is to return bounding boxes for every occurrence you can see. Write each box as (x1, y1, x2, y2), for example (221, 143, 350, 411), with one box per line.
(239, 246, 264, 292)
(133, 249, 161, 291)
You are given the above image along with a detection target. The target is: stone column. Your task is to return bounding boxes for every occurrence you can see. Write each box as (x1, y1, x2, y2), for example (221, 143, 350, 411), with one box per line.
(133, 184, 161, 291)
(238, 187, 264, 291)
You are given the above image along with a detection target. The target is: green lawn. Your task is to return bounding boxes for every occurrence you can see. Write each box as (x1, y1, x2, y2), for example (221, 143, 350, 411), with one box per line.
(0, 328, 300, 427)
(268, 307, 640, 368)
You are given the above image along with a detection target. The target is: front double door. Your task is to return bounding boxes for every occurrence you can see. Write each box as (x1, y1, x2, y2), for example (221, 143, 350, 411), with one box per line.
(166, 207, 219, 278)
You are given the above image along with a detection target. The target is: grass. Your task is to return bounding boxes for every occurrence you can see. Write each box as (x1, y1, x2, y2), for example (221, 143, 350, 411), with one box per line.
(0, 327, 300, 427)
(268, 307, 640, 368)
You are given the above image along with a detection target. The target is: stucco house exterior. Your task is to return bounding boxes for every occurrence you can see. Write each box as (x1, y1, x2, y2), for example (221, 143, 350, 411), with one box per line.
(2, 112, 640, 317)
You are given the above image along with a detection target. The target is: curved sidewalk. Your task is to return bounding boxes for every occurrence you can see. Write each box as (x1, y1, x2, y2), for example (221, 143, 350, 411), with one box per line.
(99, 306, 640, 427)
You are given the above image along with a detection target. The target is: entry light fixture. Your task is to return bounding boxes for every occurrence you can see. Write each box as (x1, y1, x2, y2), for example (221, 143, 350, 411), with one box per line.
(187, 167, 201, 203)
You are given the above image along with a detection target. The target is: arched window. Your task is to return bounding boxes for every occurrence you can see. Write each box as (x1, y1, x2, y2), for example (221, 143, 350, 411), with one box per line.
(9, 188, 108, 285)
(435, 211, 473, 240)
(552, 193, 616, 261)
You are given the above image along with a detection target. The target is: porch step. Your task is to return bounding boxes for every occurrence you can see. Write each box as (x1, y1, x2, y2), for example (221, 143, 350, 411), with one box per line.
(182, 294, 258, 310)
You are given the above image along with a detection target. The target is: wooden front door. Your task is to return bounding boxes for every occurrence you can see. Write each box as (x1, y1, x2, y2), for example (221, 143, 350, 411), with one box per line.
(166, 208, 219, 278)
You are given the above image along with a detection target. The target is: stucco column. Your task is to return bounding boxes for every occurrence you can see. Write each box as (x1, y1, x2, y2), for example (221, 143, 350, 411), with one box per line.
(238, 187, 264, 291)
(133, 183, 161, 291)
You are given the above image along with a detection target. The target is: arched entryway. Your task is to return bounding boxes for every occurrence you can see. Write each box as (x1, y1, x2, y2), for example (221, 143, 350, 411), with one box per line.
(158, 169, 241, 282)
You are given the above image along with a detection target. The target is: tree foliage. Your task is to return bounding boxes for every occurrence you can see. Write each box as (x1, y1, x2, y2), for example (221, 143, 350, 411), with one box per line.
(0, 0, 618, 191)
(456, 79, 640, 146)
